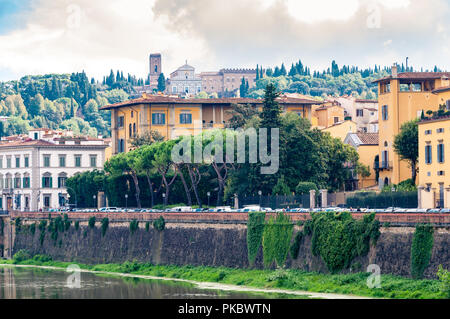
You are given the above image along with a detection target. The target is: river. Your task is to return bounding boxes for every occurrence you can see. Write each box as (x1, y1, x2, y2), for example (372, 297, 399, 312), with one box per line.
(0, 266, 297, 299)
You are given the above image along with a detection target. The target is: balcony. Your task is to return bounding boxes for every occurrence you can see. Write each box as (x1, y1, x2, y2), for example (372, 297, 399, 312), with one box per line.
(376, 161, 393, 170)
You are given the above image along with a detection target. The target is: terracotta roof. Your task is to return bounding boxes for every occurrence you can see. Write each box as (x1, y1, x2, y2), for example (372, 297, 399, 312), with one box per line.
(369, 120, 379, 124)
(355, 99, 377, 103)
(0, 139, 106, 149)
(373, 72, 450, 83)
(419, 115, 450, 125)
(432, 85, 450, 94)
(100, 95, 320, 110)
(356, 132, 379, 145)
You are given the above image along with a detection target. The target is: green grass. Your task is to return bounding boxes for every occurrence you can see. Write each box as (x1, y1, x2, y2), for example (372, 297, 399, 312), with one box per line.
(0, 258, 446, 299)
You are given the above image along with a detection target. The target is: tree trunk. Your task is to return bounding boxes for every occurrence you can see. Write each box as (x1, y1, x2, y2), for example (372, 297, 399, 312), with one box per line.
(130, 171, 141, 208)
(187, 165, 202, 207)
(145, 172, 154, 208)
(177, 166, 192, 206)
(411, 161, 417, 184)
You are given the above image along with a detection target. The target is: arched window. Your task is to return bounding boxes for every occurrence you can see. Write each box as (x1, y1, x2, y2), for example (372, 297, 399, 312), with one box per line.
(129, 124, 132, 137)
(133, 123, 136, 137)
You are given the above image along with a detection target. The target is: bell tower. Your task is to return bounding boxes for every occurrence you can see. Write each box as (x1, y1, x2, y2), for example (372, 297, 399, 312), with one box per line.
(149, 53, 162, 87)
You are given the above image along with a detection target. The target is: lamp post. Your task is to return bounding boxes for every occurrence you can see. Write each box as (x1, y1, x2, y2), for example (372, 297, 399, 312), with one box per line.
(65, 186, 77, 209)
(162, 193, 166, 210)
(207, 192, 211, 209)
(258, 190, 262, 208)
(93, 194, 97, 209)
(125, 194, 128, 209)
(391, 186, 395, 210)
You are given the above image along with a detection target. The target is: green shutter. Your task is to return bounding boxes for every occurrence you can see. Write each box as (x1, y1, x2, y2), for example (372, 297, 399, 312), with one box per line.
(50, 177, 53, 188)
(42, 177, 45, 188)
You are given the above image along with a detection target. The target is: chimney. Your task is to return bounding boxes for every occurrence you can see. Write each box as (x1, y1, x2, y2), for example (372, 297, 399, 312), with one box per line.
(392, 64, 398, 77)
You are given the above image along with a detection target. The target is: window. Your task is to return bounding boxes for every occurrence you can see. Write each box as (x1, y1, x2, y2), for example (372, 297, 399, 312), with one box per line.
(43, 155, 50, 167)
(172, 86, 177, 93)
(43, 195, 51, 208)
(6, 157, 11, 168)
(425, 145, 432, 164)
(23, 177, 30, 188)
(437, 128, 444, 133)
(42, 176, 52, 188)
(118, 116, 124, 128)
(334, 117, 339, 124)
(437, 143, 445, 163)
(0, 157, 2, 168)
(90, 155, 97, 168)
(59, 155, 66, 167)
(118, 139, 125, 153)
(382, 105, 388, 120)
(24, 156, 29, 167)
(129, 124, 132, 137)
(152, 113, 166, 125)
(14, 177, 21, 188)
(382, 151, 389, 168)
(185, 87, 189, 93)
(356, 109, 364, 117)
(75, 155, 81, 167)
(180, 113, 192, 124)
(133, 123, 136, 136)
(446, 100, 450, 110)
(437, 171, 445, 176)
(58, 177, 67, 188)
(15, 157, 20, 168)
(131, 111, 134, 118)
(411, 83, 422, 92)
(424, 130, 432, 135)
(34, 132, 38, 140)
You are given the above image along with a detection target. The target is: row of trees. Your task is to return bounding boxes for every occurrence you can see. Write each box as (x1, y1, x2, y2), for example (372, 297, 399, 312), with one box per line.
(67, 84, 366, 208)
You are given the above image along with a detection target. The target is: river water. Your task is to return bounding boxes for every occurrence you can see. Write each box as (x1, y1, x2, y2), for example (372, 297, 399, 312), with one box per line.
(0, 266, 294, 299)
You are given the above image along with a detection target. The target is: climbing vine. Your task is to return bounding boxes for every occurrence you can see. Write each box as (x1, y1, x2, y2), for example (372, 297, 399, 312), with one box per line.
(0, 217, 4, 236)
(309, 212, 380, 273)
(101, 218, 109, 237)
(411, 224, 434, 279)
(262, 213, 293, 268)
(153, 216, 165, 231)
(246, 212, 266, 266)
(289, 230, 304, 260)
(129, 219, 139, 234)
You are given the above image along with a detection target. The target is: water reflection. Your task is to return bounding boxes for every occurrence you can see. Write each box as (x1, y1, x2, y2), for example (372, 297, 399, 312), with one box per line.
(0, 267, 280, 299)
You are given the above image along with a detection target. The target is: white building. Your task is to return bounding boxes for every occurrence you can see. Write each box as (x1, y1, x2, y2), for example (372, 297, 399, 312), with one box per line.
(0, 129, 107, 211)
(167, 62, 202, 96)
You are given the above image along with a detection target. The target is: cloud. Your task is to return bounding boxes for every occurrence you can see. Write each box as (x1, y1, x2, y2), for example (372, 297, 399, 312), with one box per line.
(0, 0, 448, 81)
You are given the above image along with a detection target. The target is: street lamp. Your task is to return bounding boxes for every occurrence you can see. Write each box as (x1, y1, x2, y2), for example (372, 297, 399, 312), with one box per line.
(162, 193, 166, 210)
(125, 194, 128, 209)
(65, 186, 77, 209)
(258, 190, 262, 208)
(207, 192, 211, 209)
(93, 194, 97, 209)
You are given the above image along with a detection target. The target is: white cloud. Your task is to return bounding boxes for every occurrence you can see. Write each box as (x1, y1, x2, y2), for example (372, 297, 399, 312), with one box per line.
(0, 0, 448, 81)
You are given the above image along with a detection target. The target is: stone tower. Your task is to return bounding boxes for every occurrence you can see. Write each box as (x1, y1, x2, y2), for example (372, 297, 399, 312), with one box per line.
(149, 53, 162, 87)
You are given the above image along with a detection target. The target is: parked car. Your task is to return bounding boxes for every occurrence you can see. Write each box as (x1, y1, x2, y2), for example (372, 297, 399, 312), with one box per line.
(440, 208, 450, 213)
(427, 208, 441, 213)
(99, 207, 119, 212)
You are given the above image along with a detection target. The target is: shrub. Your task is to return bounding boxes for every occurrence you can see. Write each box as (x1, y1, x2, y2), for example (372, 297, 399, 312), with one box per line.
(14, 217, 22, 231)
(145, 221, 150, 232)
(74, 221, 80, 231)
(88, 216, 96, 229)
(101, 218, 109, 236)
(129, 219, 139, 234)
(153, 216, 165, 231)
(411, 224, 434, 279)
(290, 230, 304, 260)
(247, 212, 266, 266)
(272, 176, 290, 195)
(13, 249, 31, 263)
(295, 182, 318, 195)
(32, 254, 52, 263)
(437, 265, 450, 298)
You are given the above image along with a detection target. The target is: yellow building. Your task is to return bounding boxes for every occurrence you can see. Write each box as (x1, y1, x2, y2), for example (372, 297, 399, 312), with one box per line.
(344, 132, 379, 189)
(101, 94, 320, 155)
(313, 102, 346, 129)
(374, 66, 450, 187)
(321, 120, 357, 141)
(418, 115, 450, 209)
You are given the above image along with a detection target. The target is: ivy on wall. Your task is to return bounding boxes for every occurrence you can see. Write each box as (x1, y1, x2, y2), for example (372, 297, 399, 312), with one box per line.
(411, 224, 434, 279)
(309, 212, 380, 273)
(246, 212, 266, 267)
(262, 213, 293, 268)
(0, 218, 4, 236)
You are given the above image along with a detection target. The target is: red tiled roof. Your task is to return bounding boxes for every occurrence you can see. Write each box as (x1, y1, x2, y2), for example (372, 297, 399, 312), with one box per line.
(0, 139, 56, 148)
(432, 85, 450, 94)
(373, 72, 450, 83)
(356, 132, 379, 145)
(100, 95, 320, 110)
(355, 99, 377, 103)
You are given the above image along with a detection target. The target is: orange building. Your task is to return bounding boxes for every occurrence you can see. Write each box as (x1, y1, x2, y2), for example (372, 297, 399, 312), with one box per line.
(101, 94, 320, 155)
(374, 65, 450, 187)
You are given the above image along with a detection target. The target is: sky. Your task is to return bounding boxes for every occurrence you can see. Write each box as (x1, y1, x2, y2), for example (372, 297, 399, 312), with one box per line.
(0, 0, 448, 81)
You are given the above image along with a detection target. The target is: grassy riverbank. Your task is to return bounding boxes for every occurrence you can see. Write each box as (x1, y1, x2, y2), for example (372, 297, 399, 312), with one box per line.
(1, 256, 447, 299)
